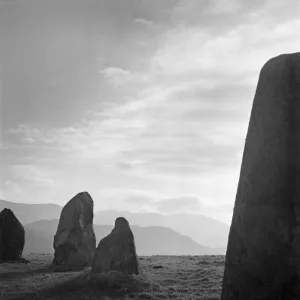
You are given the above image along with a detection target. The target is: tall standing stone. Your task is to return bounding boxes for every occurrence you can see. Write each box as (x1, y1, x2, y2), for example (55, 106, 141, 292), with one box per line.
(0, 208, 25, 261)
(53, 192, 96, 271)
(222, 53, 300, 299)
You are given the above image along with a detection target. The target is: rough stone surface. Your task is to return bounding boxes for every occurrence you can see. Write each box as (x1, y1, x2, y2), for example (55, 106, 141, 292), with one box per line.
(0, 208, 25, 261)
(92, 217, 139, 274)
(53, 192, 96, 271)
(222, 52, 300, 299)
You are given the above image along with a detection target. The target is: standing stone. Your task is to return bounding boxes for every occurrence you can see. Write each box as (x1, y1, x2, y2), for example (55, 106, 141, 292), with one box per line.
(0, 208, 25, 261)
(222, 52, 300, 299)
(92, 217, 139, 274)
(53, 191, 96, 271)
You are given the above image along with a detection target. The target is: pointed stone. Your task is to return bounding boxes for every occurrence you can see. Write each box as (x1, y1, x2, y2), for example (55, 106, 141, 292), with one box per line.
(222, 52, 300, 299)
(53, 192, 96, 271)
(92, 217, 139, 275)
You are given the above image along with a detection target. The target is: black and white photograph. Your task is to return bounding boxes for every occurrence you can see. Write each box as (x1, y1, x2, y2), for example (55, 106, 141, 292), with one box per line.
(1, 0, 300, 299)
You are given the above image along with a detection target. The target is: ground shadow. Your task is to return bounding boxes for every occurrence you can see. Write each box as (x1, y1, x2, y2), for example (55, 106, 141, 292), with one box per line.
(0, 264, 54, 280)
(3, 269, 153, 300)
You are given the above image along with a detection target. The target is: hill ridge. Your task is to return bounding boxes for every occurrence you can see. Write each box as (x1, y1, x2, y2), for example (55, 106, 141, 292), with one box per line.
(0, 199, 230, 248)
(24, 218, 225, 255)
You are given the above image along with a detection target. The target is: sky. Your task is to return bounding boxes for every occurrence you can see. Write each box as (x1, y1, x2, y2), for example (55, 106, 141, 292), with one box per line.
(1, 0, 300, 224)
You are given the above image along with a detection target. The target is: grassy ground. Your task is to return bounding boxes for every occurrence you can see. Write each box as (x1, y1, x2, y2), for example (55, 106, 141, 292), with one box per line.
(0, 254, 224, 300)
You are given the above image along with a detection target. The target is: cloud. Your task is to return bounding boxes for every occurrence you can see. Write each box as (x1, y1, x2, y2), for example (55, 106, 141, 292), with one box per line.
(100, 67, 132, 87)
(204, 0, 243, 15)
(155, 196, 200, 212)
(91, 188, 167, 212)
(92, 187, 234, 220)
(9, 164, 54, 186)
(150, 20, 300, 80)
(148, 195, 234, 220)
(3, 0, 300, 224)
(124, 195, 154, 205)
(100, 67, 151, 88)
(3, 180, 23, 197)
(171, 0, 300, 29)
(134, 18, 154, 27)
(21, 137, 36, 144)
(117, 160, 146, 171)
(6, 70, 248, 180)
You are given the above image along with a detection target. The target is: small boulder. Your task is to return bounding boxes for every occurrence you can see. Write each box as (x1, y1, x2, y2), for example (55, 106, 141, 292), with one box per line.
(53, 191, 96, 271)
(0, 208, 25, 261)
(92, 217, 139, 275)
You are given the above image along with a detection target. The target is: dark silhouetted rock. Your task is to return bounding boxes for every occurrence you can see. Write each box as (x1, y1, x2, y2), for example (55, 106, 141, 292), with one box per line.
(0, 208, 25, 261)
(153, 265, 163, 269)
(53, 192, 96, 271)
(222, 52, 300, 300)
(92, 217, 139, 275)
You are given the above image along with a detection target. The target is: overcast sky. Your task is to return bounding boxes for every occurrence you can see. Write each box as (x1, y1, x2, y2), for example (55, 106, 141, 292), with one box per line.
(1, 0, 300, 224)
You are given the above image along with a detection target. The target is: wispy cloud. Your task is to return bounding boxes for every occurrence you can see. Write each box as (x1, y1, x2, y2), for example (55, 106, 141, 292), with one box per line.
(151, 19, 300, 80)
(134, 18, 154, 27)
(9, 164, 54, 186)
(100, 67, 151, 88)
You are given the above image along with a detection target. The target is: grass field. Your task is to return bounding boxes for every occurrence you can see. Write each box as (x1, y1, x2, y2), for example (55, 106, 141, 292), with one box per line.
(0, 254, 225, 300)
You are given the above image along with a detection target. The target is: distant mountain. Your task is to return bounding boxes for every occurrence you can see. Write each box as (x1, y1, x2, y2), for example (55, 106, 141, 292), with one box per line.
(94, 210, 229, 248)
(24, 226, 54, 254)
(24, 219, 226, 255)
(0, 199, 230, 248)
(0, 199, 61, 225)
